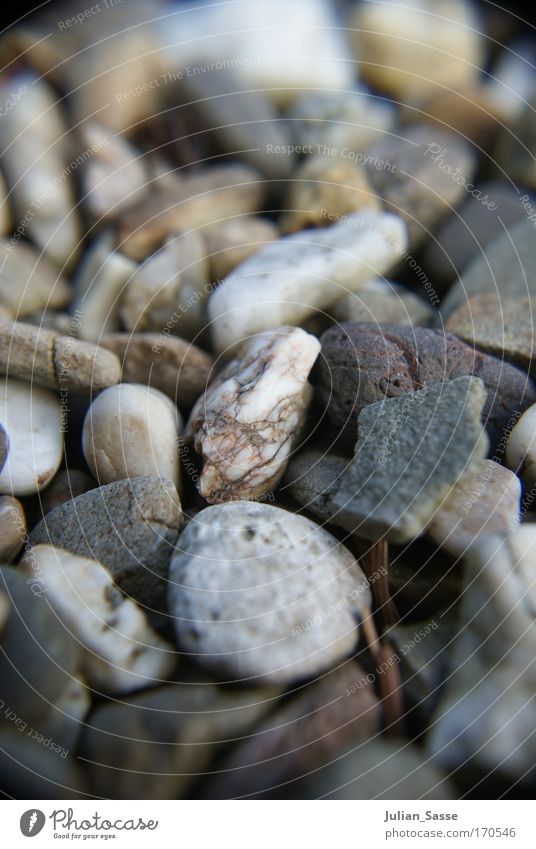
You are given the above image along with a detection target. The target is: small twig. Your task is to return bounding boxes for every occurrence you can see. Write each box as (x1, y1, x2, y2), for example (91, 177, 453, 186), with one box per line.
(361, 538, 399, 631)
(361, 608, 405, 737)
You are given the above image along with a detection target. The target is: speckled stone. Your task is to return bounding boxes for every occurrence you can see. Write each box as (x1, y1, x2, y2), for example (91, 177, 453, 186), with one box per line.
(169, 501, 372, 684)
(29, 476, 183, 621)
(325, 377, 488, 543)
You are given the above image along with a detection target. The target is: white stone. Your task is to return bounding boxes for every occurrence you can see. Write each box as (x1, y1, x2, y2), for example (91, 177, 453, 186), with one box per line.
(20, 545, 176, 694)
(186, 327, 320, 503)
(83, 383, 182, 489)
(209, 211, 408, 352)
(169, 501, 372, 684)
(155, 0, 354, 106)
(73, 231, 137, 341)
(0, 378, 63, 496)
(505, 403, 536, 488)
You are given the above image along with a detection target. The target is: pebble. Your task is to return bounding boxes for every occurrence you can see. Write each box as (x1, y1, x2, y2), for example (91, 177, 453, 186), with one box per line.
(0, 495, 26, 562)
(428, 526, 536, 782)
(505, 404, 536, 489)
(117, 164, 265, 261)
(317, 322, 536, 452)
(284, 448, 347, 523)
(0, 72, 81, 269)
(101, 332, 214, 409)
(423, 181, 527, 286)
(82, 383, 182, 489)
(0, 319, 121, 394)
(280, 154, 381, 233)
(287, 89, 396, 158)
(412, 83, 502, 148)
(349, 0, 484, 100)
(155, 0, 354, 107)
(0, 566, 89, 752)
(486, 38, 536, 123)
(0, 378, 63, 496)
(0, 423, 7, 473)
(0, 728, 87, 799)
(119, 231, 209, 339)
(201, 217, 279, 282)
(208, 211, 408, 353)
(80, 121, 148, 220)
(364, 126, 477, 248)
(185, 327, 319, 503)
(29, 476, 183, 619)
(73, 231, 138, 341)
(204, 661, 381, 798)
(83, 678, 276, 799)
(169, 501, 372, 684)
(326, 377, 488, 543)
(296, 738, 454, 799)
(20, 546, 176, 694)
(332, 278, 434, 326)
(494, 93, 536, 189)
(427, 460, 521, 557)
(440, 218, 536, 320)
(0, 239, 71, 318)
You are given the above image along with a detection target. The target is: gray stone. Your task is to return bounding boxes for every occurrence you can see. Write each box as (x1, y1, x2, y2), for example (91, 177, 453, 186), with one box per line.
(29, 476, 183, 621)
(326, 377, 489, 543)
(332, 278, 434, 326)
(284, 448, 347, 522)
(83, 679, 277, 799)
(0, 423, 7, 473)
(169, 501, 372, 684)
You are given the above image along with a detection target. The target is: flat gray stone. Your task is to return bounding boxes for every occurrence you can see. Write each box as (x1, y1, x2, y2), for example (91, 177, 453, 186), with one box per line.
(326, 377, 489, 543)
(284, 448, 347, 522)
(29, 476, 183, 622)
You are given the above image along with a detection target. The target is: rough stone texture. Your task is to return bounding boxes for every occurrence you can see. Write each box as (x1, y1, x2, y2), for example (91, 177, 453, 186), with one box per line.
(29, 477, 183, 621)
(428, 526, 536, 784)
(427, 460, 520, 557)
(350, 0, 484, 100)
(117, 164, 265, 261)
(209, 211, 408, 353)
(325, 377, 488, 543)
(281, 154, 381, 233)
(185, 327, 319, 503)
(203, 661, 381, 798)
(101, 332, 214, 409)
(287, 89, 395, 158)
(39, 469, 96, 515)
(284, 448, 347, 522)
(83, 679, 277, 799)
(295, 739, 454, 799)
(20, 546, 176, 694)
(332, 278, 434, 326)
(0, 567, 89, 752)
(440, 218, 536, 320)
(169, 502, 372, 684)
(364, 126, 477, 248)
(201, 216, 278, 282)
(0, 239, 71, 318)
(423, 182, 527, 285)
(317, 322, 536, 453)
(0, 319, 121, 393)
(119, 231, 209, 340)
(505, 403, 536, 489)
(0, 495, 26, 562)
(0, 378, 63, 496)
(445, 293, 536, 371)
(73, 231, 138, 341)
(82, 383, 182, 490)
(80, 121, 148, 220)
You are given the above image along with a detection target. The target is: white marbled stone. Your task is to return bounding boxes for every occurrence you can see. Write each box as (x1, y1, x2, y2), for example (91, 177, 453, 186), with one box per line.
(186, 326, 320, 503)
(209, 211, 407, 352)
(82, 383, 182, 489)
(20, 545, 176, 694)
(169, 501, 372, 684)
(0, 378, 63, 496)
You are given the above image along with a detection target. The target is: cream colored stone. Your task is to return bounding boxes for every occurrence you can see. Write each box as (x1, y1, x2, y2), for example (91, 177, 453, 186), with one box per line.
(186, 327, 319, 503)
(0, 239, 71, 318)
(332, 278, 433, 326)
(506, 404, 536, 489)
(20, 545, 176, 694)
(0, 496, 26, 562)
(0, 378, 63, 496)
(82, 383, 182, 489)
(201, 217, 278, 281)
(209, 211, 408, 353)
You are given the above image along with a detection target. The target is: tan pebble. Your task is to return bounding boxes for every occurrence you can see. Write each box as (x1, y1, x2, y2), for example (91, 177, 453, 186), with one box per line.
(506, 404, 536, 489)
(201, 216, 278, 281)
(332, 278, 434, 326)
(0, 172, 10, 236)
(0, 496, 26, 562)
(0, 239, 71, 318)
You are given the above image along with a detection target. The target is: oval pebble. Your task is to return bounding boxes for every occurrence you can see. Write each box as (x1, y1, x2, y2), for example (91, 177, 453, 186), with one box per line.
(169, 501, 372, 685)
(505, 403, 536, 488)
(0, 378, 63, 496)
(82, 383, 182, 489)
